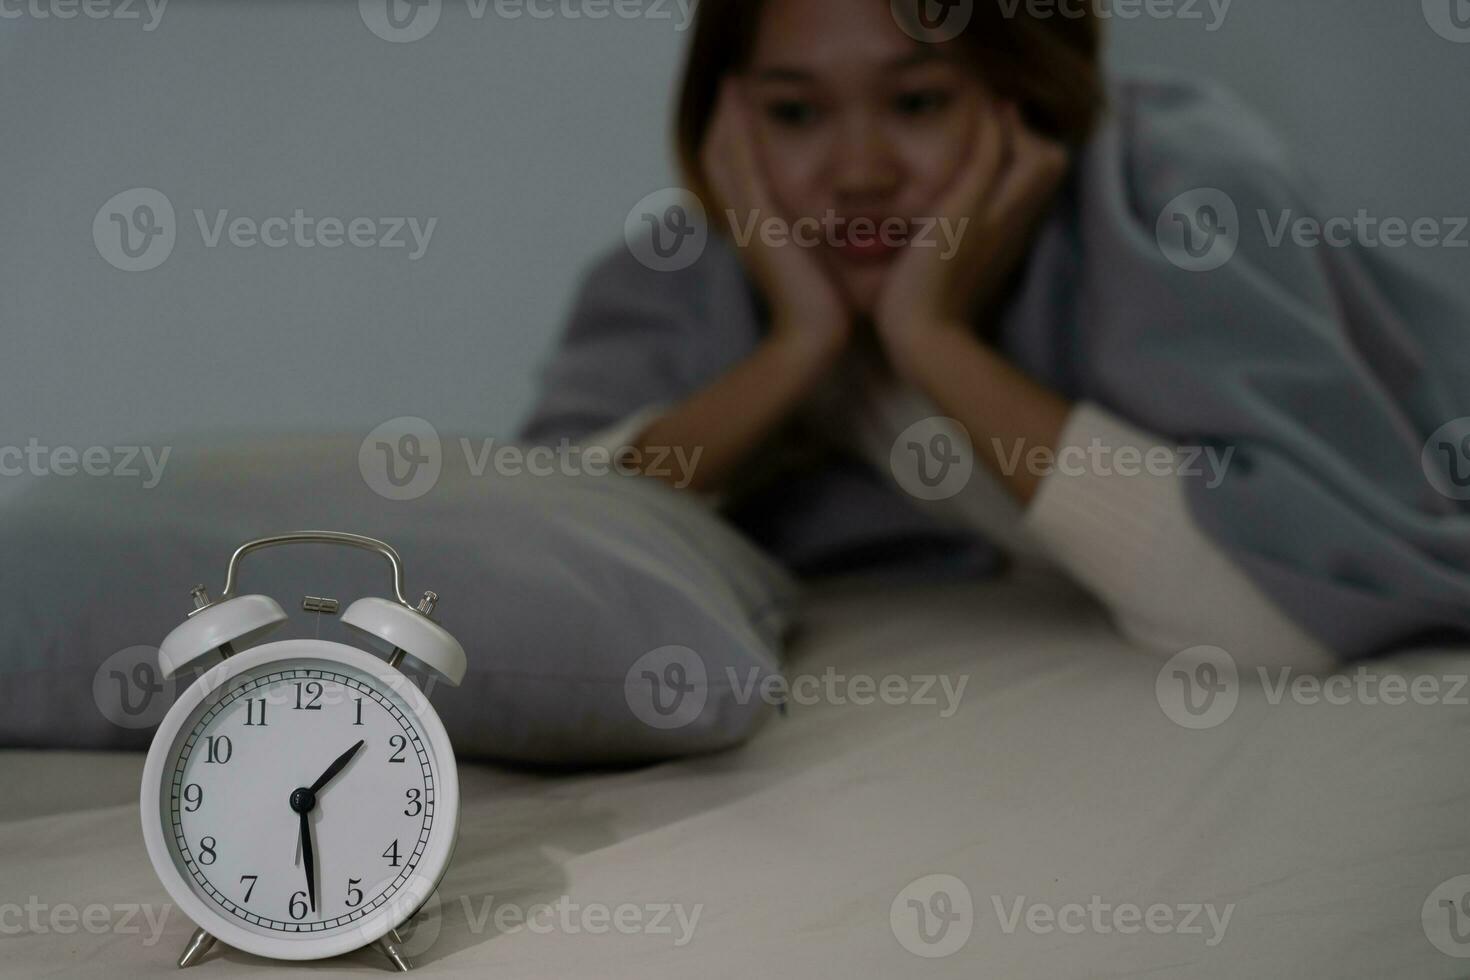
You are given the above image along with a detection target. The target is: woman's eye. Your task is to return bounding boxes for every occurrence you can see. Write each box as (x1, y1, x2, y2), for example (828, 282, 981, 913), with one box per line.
(764, 99, 820, 128)
(894, 89, 953, 117)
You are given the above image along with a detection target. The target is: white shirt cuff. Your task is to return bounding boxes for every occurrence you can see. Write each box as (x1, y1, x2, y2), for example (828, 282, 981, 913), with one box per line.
(1022, 402, 1334, 669)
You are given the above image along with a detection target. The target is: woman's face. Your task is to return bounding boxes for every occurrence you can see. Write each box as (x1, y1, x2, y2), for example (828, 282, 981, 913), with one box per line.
(742, 0, 989, 314)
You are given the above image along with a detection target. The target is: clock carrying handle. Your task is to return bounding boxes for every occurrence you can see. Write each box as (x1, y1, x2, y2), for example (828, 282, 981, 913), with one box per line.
(218, 531, 414, 609)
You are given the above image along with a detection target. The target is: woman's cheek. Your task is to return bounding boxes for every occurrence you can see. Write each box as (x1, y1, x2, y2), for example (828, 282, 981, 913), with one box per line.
(752, 134, 829, 219)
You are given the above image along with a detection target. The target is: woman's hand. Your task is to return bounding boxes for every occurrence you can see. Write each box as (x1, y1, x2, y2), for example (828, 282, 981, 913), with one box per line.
(873, 100, 1069, 377)
(702, 80, 852, 363)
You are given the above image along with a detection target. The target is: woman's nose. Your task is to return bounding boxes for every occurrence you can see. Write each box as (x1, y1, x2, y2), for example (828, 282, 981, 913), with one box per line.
(831, 118, 900, 202)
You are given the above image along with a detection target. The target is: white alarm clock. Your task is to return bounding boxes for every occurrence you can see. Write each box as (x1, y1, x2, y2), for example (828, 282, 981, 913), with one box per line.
(140, 532, 466, 972)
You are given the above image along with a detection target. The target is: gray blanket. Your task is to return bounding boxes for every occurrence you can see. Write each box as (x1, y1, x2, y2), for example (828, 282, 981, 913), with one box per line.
(523, 74, 1470, 658)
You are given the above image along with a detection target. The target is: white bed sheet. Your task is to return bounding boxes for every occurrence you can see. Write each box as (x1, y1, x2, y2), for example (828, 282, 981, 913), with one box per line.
(3, 573, 1468, 978)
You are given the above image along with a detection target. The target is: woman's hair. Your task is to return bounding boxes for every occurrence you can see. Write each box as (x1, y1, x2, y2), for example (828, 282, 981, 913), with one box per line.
(674, 0, 1106, 204)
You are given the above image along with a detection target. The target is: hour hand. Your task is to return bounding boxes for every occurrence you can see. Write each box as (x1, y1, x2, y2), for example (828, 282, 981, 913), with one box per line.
(310, 739, 366, 794)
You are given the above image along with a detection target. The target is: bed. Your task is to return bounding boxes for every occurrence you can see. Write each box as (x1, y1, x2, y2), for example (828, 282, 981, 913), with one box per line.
(5, 571, 1468, 978)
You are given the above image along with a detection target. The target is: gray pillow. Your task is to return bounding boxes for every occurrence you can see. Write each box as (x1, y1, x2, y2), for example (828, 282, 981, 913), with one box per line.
(0, 434, 797, 765)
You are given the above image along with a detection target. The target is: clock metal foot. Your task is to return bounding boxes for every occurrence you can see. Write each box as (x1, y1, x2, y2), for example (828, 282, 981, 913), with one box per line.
(377, 928, 412, 972)
(177, 927, 217, 968)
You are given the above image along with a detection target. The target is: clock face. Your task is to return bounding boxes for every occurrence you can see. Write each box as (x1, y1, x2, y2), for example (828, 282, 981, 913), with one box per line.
(156, 656, 441, 937)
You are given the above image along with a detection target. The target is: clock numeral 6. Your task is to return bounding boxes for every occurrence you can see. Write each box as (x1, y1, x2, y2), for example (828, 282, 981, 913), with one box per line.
(198, 836, 218, 865)
(289, 891, 309, 921)
(346, 877, 364, 907)
(204, 735, 232, 764)
(182, 783, 204, 812)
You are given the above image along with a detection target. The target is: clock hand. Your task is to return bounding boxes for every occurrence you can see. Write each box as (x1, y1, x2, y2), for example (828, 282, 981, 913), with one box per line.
(310, 739, 366, 794)
(298, 808, 316, 913)
(288, 739, 364, 916)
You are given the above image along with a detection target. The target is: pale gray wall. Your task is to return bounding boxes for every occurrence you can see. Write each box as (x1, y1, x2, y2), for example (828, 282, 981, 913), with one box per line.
(1, 0, 1464, 461)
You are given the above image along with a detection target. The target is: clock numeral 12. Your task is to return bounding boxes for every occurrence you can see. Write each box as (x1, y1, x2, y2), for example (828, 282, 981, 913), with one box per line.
(294, 681, 323, 710)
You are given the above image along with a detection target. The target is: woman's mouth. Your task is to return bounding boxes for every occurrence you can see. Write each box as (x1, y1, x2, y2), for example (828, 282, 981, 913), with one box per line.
(830, 217, 910, 264)
(833, 237, 901, 263)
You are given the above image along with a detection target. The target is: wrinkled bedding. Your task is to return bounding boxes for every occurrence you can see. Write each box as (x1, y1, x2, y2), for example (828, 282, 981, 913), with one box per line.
(3, 574, 1467, 978)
